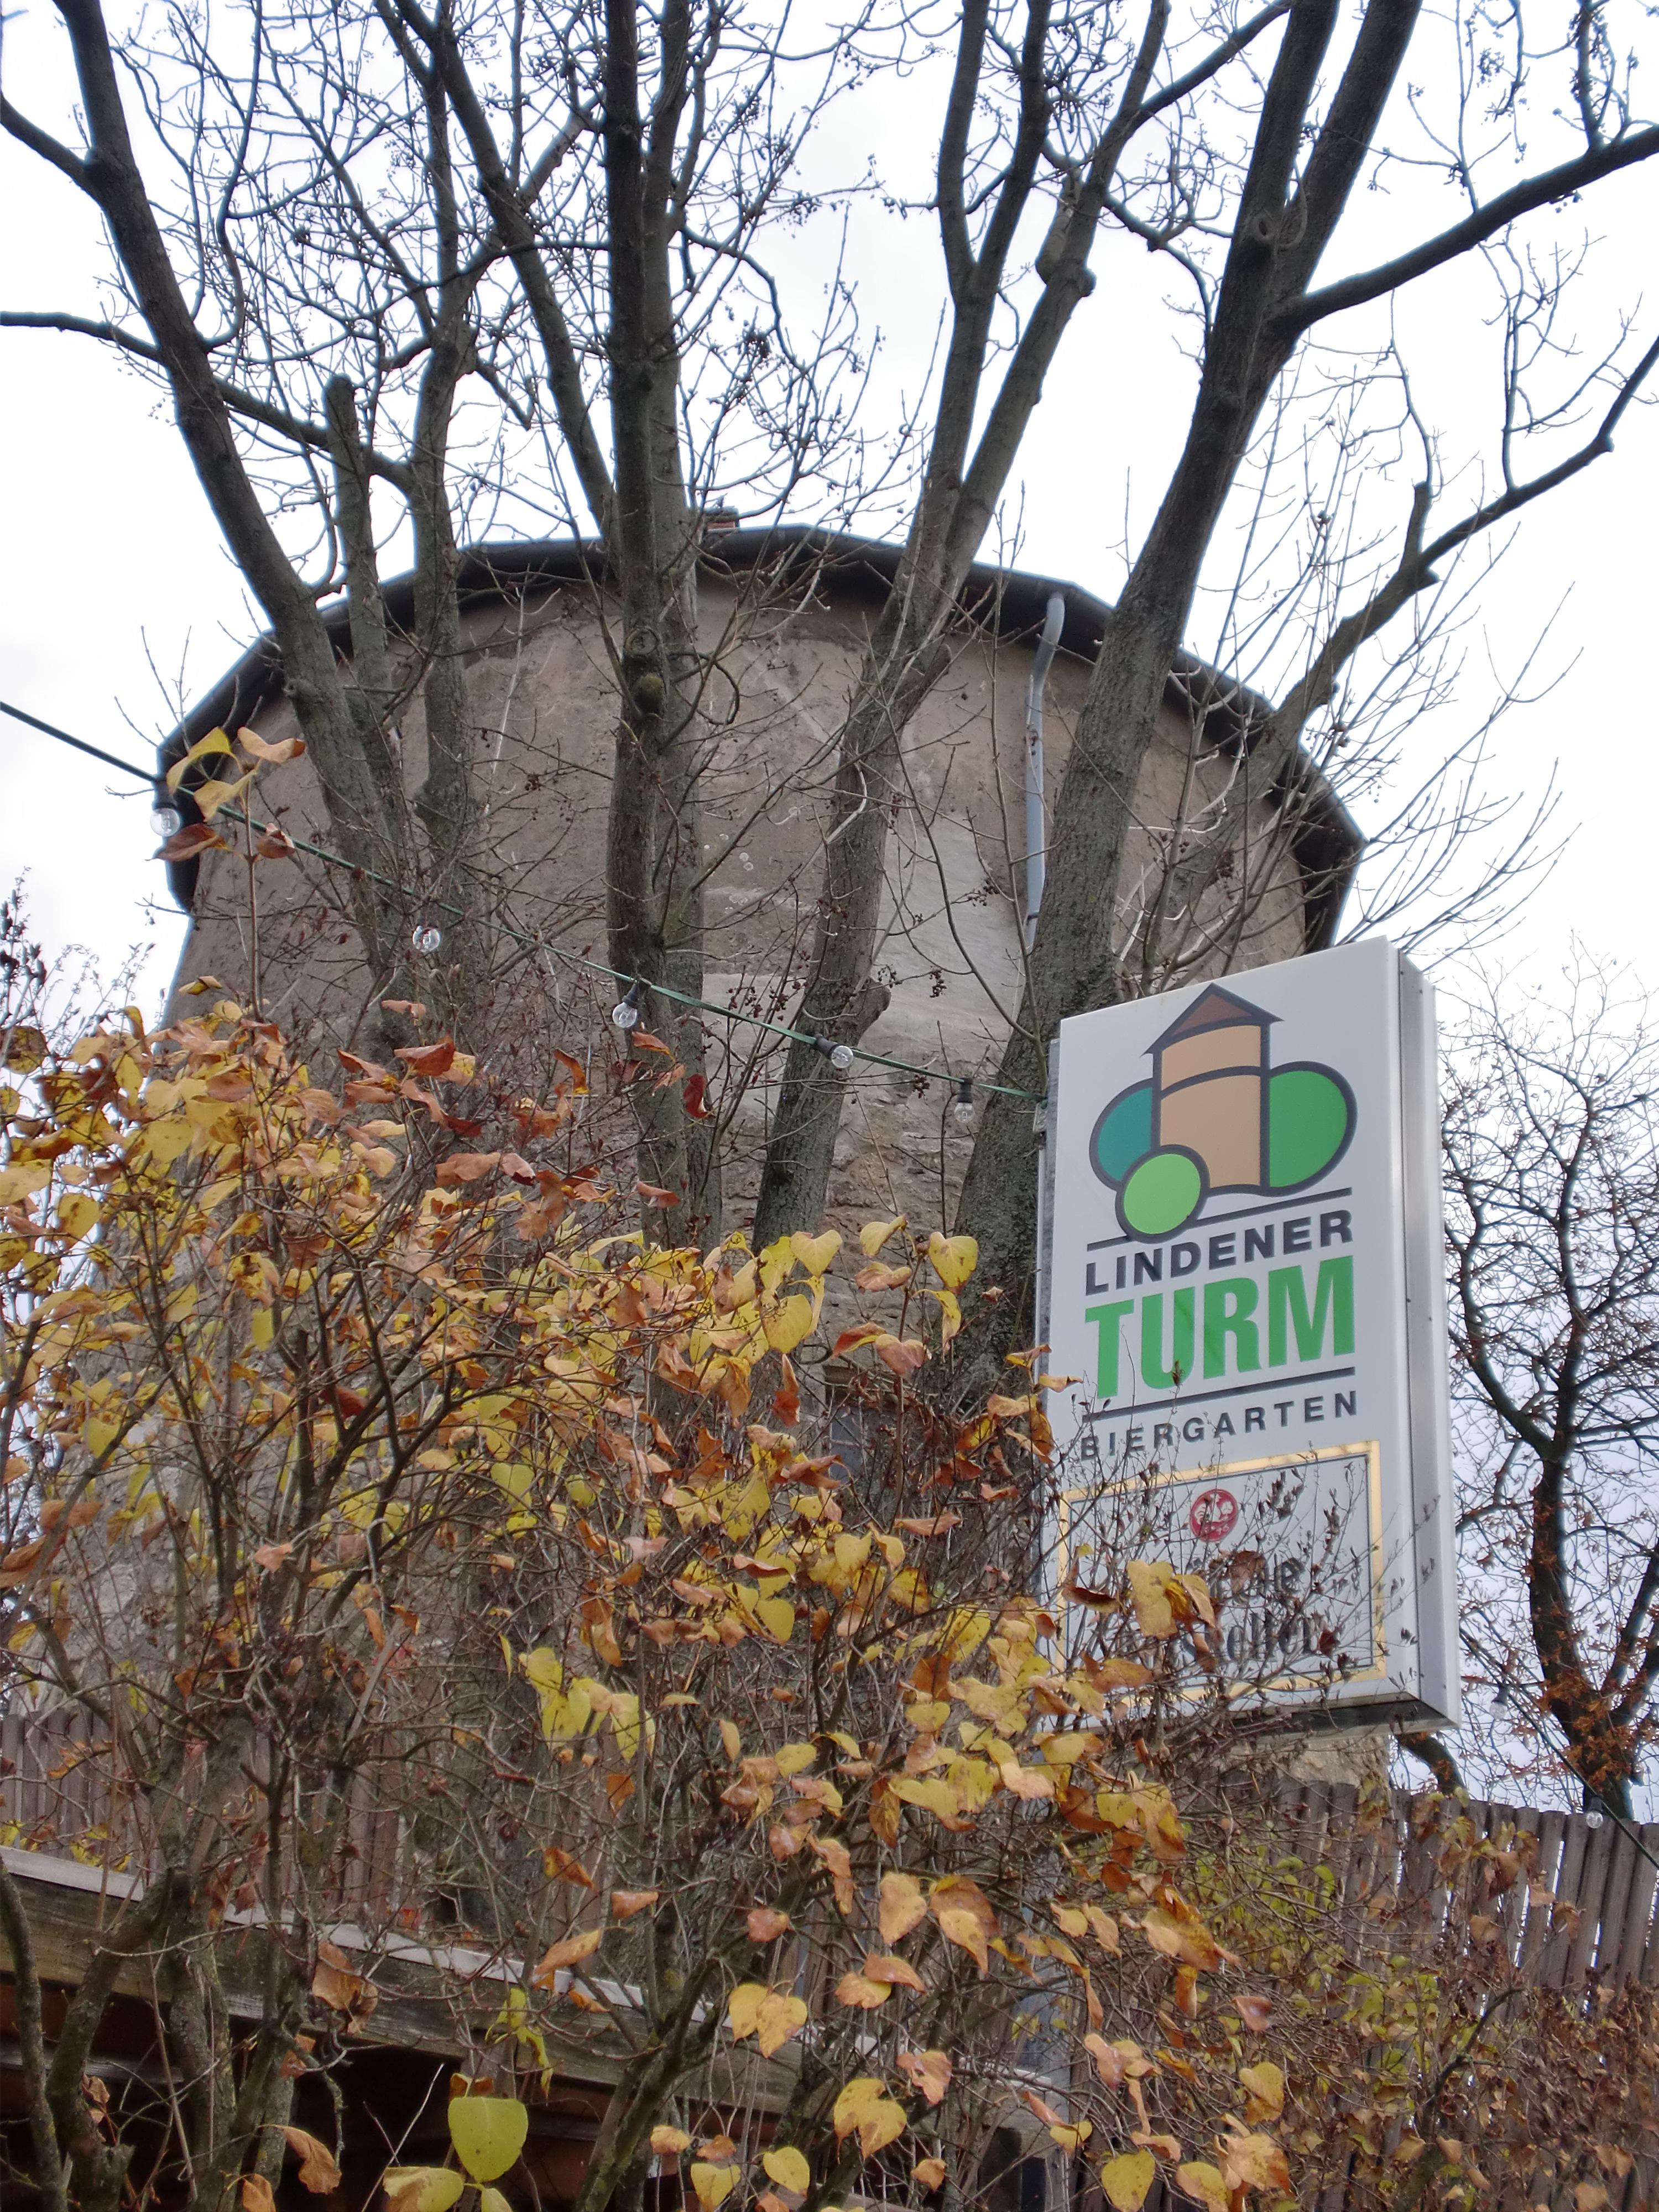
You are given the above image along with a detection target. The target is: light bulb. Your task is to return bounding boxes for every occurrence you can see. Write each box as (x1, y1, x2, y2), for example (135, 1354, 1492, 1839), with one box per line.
(951, 1078, 974, 1129)
(151, 805, 182, 839)
(411, 924, 443, 955)
(1584, 1807, 1605, 1829)
(813, 1034, 854, 1073)
(612, 980, 644, 1030)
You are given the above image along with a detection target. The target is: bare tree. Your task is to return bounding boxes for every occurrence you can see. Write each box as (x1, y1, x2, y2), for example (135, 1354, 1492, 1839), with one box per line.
(937, 0, 1659, 1376)
(6, 0, 1658, 1290)
(1442, 968, 1659, 1820)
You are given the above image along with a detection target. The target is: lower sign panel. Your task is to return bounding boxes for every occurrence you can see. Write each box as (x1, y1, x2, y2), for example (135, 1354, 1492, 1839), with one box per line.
(1059, 1442, 1388, 1704)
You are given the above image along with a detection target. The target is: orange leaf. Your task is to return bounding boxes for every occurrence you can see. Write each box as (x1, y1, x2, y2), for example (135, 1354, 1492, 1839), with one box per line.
(610, 1888, 658, 1920)
(879, 1870, 928, 1944)
(395, 1038, 457, 1077)
(747, 1907, 792, 1942)
(835, 1970, 891, 2010)
(435, 1150, 500, 1186)
(156, 821, 228, 862)
(283, 2128, 342, 2194)
(874, 1335, 927, 1377)
(895, 2049, 952, 2106)
(529, 1927, 603, 1985)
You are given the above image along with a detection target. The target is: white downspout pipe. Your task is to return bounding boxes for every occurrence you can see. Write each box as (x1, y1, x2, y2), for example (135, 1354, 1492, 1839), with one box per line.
(1024, 591, 1066, 947)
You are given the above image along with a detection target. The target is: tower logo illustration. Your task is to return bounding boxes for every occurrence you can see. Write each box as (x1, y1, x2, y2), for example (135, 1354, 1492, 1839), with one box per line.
(1088, 982, 1356, 1237)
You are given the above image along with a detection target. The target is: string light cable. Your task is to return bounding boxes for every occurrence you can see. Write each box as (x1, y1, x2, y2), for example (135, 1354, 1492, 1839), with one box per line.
(0, 697, 1044, 1102)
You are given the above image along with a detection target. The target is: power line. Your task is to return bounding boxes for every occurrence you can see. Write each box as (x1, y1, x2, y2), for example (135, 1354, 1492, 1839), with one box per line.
(0, 697, 1044, 1102)
(0, 698, 156, 785)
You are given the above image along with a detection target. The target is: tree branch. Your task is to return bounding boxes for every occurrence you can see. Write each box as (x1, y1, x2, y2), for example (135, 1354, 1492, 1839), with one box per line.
(1290, 124, 1659, 334)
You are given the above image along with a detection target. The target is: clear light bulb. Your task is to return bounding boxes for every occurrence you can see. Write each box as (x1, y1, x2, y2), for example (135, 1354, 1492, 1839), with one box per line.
(612, 980, 644, 1030)
(151, 805, 182, 839)
(411, 924, 443, 955)
(1584, 1807, 1605, 1829)
(813, 1034, 854, 1073)
(951, 1079, 974, 1129)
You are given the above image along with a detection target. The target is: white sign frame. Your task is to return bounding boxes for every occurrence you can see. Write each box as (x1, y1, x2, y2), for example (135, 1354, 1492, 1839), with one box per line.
(1037, 940, 1459, 1731)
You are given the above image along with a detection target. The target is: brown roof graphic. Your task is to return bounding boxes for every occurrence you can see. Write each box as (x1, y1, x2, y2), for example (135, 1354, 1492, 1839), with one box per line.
(1149, 983, 1277, 1053)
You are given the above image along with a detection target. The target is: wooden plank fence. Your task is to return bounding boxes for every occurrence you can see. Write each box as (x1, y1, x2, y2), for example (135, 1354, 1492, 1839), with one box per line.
(7, 1701, 1659, 1992)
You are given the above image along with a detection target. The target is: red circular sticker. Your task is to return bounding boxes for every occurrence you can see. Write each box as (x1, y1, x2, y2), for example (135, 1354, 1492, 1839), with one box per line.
(1188, 1488, 1239, 1543)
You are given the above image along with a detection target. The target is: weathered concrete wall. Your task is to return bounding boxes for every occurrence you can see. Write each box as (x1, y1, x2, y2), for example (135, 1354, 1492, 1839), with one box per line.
(168, 570, 1309, 1248)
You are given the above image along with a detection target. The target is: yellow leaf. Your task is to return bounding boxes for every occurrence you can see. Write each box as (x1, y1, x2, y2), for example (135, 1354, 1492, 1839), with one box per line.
(165, 726, 234, 793)
(926, 1232, 978, 1289)
(859, 1215, 906, 1256)
(383, 2170, 467, 2212)
(756, 1596, 796, 1641)
(1126, 1561, 1214, 1638)
(790, 1229, 841, 1275)
(0, 1161, 50, 1202)
(775, 1741, 817, 1776)
(892, 1775, 963, 1823)
(237, 727, 306, 764)
(930, 1875, 996, 1971)
(193, 770, 258, 820)
(1141, 1903, 1222, 1971)
(448, 2096, 529, 2182)
(879, 1870, 927, 1944)
(1050, 2122, 1092, 2157)
(914, 2159, 947, 2192)
(833, 2078, 890, 2143)
(283, 2128, 342, 2194)
(763, 2148, 811, 2196)
(529, 1926, 603, 1985)
(727, 1982, 769, 2038)
(758, 1235, 797, 1293)
(763, 1293, 815, 1353)
(651, 2128, 692, 2157)
(479, 2192, 513, 2212)
(56, 1192, 100, 1239)
(721, 1719, 743, 1760)
(1174, 2164, 1228, 2212)
(691, 2164, 738, 2211)
(755, 1990, 808, 2057)
(1126, 1561, 1177, 1638)
(1238, 2061, 1285, 2123)
(1099, 2152, 1156, 2211)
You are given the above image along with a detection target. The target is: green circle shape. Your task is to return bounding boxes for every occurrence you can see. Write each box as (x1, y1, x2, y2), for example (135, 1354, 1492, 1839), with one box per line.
(1121, 1150, 1204, 1237)
(1267, 1066, 1351, 1188)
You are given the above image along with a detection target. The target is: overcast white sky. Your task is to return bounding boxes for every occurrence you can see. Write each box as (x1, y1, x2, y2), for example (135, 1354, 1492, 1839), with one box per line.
(3, 4, 1656, 1025)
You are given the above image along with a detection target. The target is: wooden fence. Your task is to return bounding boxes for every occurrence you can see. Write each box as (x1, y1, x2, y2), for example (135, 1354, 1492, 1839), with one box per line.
(6, 1700, 1659, 1993)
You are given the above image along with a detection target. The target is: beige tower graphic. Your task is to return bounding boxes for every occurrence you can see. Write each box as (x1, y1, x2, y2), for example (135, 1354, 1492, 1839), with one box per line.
(1150, 984, 1273, 1188)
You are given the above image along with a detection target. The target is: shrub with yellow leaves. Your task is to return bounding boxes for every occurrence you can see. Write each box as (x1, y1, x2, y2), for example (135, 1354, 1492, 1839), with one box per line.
(7, 962, 1643, 2212)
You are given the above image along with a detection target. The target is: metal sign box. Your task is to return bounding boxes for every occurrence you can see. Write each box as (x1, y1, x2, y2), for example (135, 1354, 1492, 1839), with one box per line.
(1038, 938, 1459, 1730)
